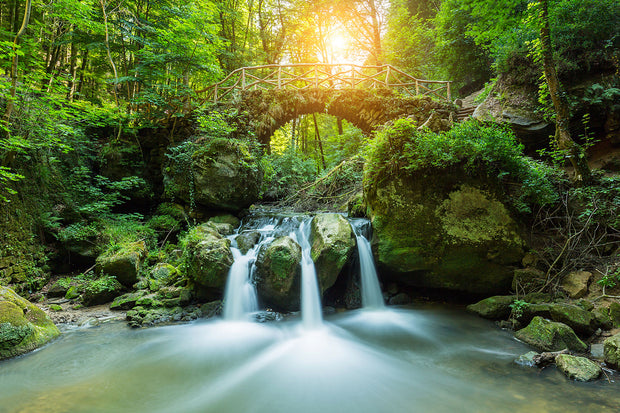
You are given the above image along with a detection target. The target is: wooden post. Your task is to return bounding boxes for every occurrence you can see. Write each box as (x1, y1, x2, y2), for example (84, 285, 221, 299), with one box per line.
(415, 80, 419, 95)
(242, 68, 246, 90)
(385, 65, 391, 88)
(278, 66, 282, 89)
(314, 65, 318, 89)
(447, 82, 452, 102)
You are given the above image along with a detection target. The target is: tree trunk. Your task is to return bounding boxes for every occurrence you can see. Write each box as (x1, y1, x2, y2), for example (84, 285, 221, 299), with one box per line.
(367, 0, 383, 65)
(313, 113, 327, 170)
(539, 0, 591, 184)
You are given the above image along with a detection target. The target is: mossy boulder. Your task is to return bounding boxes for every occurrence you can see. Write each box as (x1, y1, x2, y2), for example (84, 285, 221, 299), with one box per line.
(149, 263, 180, 287)
(96, 241, 147, 287)
(236, 231, 261, 254)
(310, 214, 356, 293)
(466, 295, 515, 320)
(110, 291, 147, 310)
(209, 214, 241, 229)
(560, 271, 592, 299)
(81, 276, 124, 306)
(365, 174, 525, 295)
(548, 303, 597, 335)
(163, 139, 261, 212)
(0, 286, 60, 360)
(555, 354, 601, 381)
(181, 224, 234, 293)
(514, 316, 587, 353)
(603, 333, 620, 369)
(255, 236, 302, 311)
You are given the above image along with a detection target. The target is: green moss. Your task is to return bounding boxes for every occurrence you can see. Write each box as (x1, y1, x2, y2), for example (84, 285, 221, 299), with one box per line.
(49, 304, 62, 312)
(515, 316, 587, 353)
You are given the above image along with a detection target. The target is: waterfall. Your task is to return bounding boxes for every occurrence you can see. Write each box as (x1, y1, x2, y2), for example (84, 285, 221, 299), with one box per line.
(222, 247, 259, 321)
(351, 219, 385, 309)
(291, 218, 323, 329)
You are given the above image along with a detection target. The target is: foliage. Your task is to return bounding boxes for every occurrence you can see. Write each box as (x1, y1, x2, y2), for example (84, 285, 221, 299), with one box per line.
(365, 119, 561, 212)
(509, 299, 528, 320)
(260, 147, 317, 200)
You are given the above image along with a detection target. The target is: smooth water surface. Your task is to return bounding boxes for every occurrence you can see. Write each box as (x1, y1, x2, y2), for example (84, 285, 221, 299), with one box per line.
(1, 306, 619, 413)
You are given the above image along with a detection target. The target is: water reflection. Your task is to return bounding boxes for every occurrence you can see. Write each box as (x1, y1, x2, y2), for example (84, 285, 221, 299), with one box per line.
(1, 306, 619, 413)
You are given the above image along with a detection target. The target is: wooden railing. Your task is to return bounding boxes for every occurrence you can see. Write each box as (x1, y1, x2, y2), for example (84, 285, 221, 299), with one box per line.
(199, 63, 452, 103)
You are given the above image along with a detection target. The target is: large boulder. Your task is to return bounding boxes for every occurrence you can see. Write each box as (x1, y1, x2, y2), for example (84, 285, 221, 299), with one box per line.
(548, 303, 597, 336)
(603, 333, 620, 369)
(81, 276, 124, 306)
(366, 175, 525, 296)
(555, 354, 601, 382)
(181, 224, 234, 291)
(514, 316, 587, 353)
(163, 138, 261, 212)
(96, 241, 147, 287)
(310, 214, 356, 293)
(1, 286, 60, 360)
(255, 236, 302, 311)
(560, 271, 592, 299)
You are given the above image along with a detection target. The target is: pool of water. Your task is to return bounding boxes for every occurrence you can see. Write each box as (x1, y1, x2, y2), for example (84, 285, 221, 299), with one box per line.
(1, 305, 619, 413)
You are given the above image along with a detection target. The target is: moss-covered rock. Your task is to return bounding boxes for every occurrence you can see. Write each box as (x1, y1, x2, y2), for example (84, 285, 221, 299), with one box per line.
(603, 333, 620, 369)
(236, 231, 261, 254)
(560, 271, 592, 299)
(163, 139, 261, 212)
(467, 295, 515, 320)
(555, 354, 601, 381)
(548, 303, 597, 335)
(365, 174, 524, 295)
(181, 224, 234, 292)
(209, 214, 241, 229)
(512, 268, 545, 293)
(609, 302, 620, 328)
(592, 306, 613, 330)
(514, 316, 587, 352)
(0, 286, 60, 360)
(310, 214, 356, 293)
(110, 291, 147, 310)
(95, 241, 147, 287)
(255, 236, 302, 311)
(81, 276, 124, 306)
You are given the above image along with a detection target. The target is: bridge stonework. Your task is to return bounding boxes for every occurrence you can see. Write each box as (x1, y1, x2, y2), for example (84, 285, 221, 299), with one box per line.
(214, 88, 456, 149)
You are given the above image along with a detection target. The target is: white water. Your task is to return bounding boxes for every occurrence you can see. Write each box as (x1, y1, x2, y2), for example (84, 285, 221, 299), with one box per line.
(292, 219, 324, 329)
(222, 248, 259, 321)
(351, 219, 385, 309)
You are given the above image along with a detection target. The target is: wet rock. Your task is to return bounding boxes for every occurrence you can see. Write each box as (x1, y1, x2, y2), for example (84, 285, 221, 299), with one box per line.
(555, 354, 601, 381)
(209, 214, 241, 229)
(388, 293, 411, 306)
(467, 295, 515, 320)
(181, 224, 234, 290)
(590, 343, 605, 360)
(0, 286, 60, 360)
(514, 351, 539, 367)
(163, 139, 262, 212)
(200, 300, 223, 319)
(126, 305, 202, 328)
(520, 303, 552, 325)
(236, 231, 261, 254)
(548, 303, 596, 335)
(609, 302, 620, 328)
(96, 241, 147, 287)
(592, 306, 613, 330)
(149, 263, 180, 287)
(603, 333, 620, 368)
(310, 214, 356, 293)
(515, 316, 587, 353)
(110, 291, 147, 310)
(560, 271, 592, 299)
(255, 236, 302, 311)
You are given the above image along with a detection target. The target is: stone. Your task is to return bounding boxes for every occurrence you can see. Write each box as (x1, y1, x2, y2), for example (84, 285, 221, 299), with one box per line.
(512, 268, 546, 293)
(520, 303, 552, 325)
(555, 354, 601, 382)
(163, 138, 262, 212)
(236, 231, 261, 254)
(365, 177, 525, 296)
(96, 241, 147, 287)
(603, 333, 620, 368)
(255, 236, 302, 311)
(310, 214, 356, 293)
(47, 278, 72, 298)
(209, 214, 241, 229)
(609, 302, 620, 327)
(181, 224, 234, 290)
(200, 301, 223, 319)
(466, 295, 515, 320)
(65, 286, 81, 300)
(110, 291, 147, 310)
(0, 286, 60, 360)
(388, 293, 411, 306)
(514, 351, 539, 367)
(592, 306, 613, 330)
(514, 316, 587, 353)
(149, 263, 179, 286)
(560, 271, 592, 299)
(548, 303, 597, 335)
(81, 276, 124, 307)
(590, 343, 605, 360)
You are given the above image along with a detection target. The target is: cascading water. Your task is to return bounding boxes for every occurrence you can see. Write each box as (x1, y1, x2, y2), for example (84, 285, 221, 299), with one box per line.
(222, 247, 259, 321)
(291, 218, 323, 329)
(350, 219, 385, 309)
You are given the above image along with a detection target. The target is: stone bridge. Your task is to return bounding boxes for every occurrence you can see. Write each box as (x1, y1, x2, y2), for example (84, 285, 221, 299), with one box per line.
(196, 64, 456, 148)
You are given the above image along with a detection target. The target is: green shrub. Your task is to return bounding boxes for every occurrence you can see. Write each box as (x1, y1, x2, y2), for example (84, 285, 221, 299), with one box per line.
(365, 119, 561, 213)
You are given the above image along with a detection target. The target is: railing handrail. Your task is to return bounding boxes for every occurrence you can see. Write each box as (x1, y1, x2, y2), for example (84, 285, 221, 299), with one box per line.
(197, 63, 452, 103)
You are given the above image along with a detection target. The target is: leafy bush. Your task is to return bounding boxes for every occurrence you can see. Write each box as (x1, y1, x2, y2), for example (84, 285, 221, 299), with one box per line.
(365, 119, 561, 212)
(260, 147, 317, 200)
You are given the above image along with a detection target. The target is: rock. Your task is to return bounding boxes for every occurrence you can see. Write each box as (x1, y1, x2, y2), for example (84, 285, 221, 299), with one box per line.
(514, 351, 539, 367)
(609, 302, 620, 327)
(514, 316, 587, 353)
(467, 295, 515, 320)
(560, 271, 592, 299)
(209, 214, 241, 229)
(555, 354, 601, 381)
(388, 293, 411, 305)
(65, 286, 80, 300)
(366, 177, 524, 295)
(200, 301, 223, 319)
(590, 343, 605, 360)
(181, 224, 234, 290)
(0, 286, 60, 360)
(548, 303, 597, 335)
(310, 214, 356, 293)
(96, 241, 147, 287)
(255, 236, 302, 311)
(592, 306, 613, 330)
(512, 268, 545, 293)
(163, 138, 262, 212)
(126, 305, 202, 328)
(110, 291, 147, 310)
(520, 303, 552, 325)
(47, 278, 73, 298)
(81, 276, 124, 307)
(149, 263, 180, 286)
(603, 333, 620, 368)
(236, 231, 261, 254)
